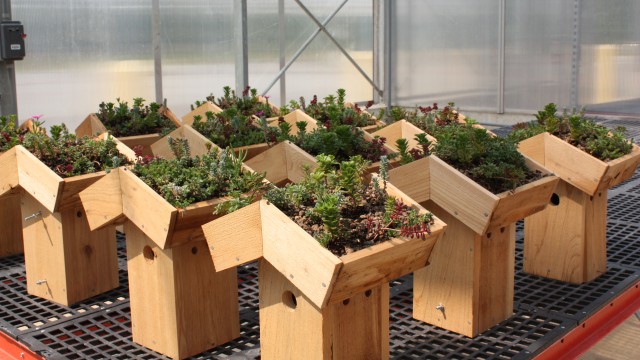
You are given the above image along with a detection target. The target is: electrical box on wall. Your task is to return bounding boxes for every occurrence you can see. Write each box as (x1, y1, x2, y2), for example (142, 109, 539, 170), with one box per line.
(1, 21, 26, 60)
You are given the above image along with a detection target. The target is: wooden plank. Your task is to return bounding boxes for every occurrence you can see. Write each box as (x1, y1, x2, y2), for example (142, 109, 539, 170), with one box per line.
(258, 95, 280, 115)
(166, 197, 224, 248)
(329, 234, 441, 304)
(475, 223, 515, 335)
(150, 126, 217, 160)
(58, 172, 105, 211)
(0, 147, 19, 196)
(259, 260, 328, 360)
(388, 157, 430, 204)
(75, 113, 107, 138)
(15, 145, 63, 213)
(95, 132, 137, 162)
(524, 180, 590, 283)
(244, 142, 288, 185)
(284, 141, 318, 184)
(125, 222, 181, 359)
(78, 169, 125, 231)
(325, 284, 389, 360)
(584, 188, 608, 282)
(599, 143, 640, 190)
(172, 239, 240, 358)
(203, 201, 263, 271)
(0, 192, 23, 257)
(429, 155, 498, 235)
(181, 102, 222, 126)
(234, 142, 270, 161)
(119, 134, 161, 157)
(267, 109, 319, 136)
(18, 118, 46, 134)
(543, 133, 607, 196)
(517, 132, 546, 165)
(490, 175, 559, 230)
(119, 168, 177, 249)
(160, 106, 183, 128)
(260, 201, 342, 309)
(372, 120, 429, 152)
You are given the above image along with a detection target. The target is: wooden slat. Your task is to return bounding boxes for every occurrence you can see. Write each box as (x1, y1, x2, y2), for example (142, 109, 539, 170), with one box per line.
(0, 192, 23, 257)
(490, 175, 559, 230)
(203, 201, 264, 271)
(166, 197, 224, 248)
(234, 142, 270, 161)
(58, 172, 105, 211)
(95, 132, 137, 162)
(18, 118, 46, 134)
(181, 101, 222, 126)
(258, 95, 280, 115)
(599, 143, 640, 190)
(261, 201, 342, 309)
(266, 109, 318, 136)
(15, 145, 63, 213)
(372, 120, 428, 152)
(517, 132, 546, 165)
(160, 106, 183, 128)
(388, 157, 430, 204)
(284, 141, 318, 184)
(150, 126, 217, 160)
(244, 142, 288, 184)
(119, 134, 161, 157)
(543, 133, 607, 196)
(329, 234, 442, 304)
(78, 169, 125, 231)
(75, 113, 107, 138)
(0, 147, 19, 196)
(119, 168, 177, 249)
(429, 155, 498, 235)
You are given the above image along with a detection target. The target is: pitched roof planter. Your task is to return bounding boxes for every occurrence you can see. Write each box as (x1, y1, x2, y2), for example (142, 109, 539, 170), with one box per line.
(203, 177, 446, 359)
(518, 132, 640, 284)
(75, 99, 181, 157)
(0, 133, 134, 306)
(79, 145, 304, 359)
(389, 153, 558, 337)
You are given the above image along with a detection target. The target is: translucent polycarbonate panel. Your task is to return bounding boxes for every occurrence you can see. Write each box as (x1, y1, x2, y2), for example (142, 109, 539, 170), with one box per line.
(579, 0, 640, 112)
(392, 0, 499, 111)
(160, 1, 235, 118)
(504, 1, 574, 113)
(248, 0, 374, 106)
(13, 0, 154, 130)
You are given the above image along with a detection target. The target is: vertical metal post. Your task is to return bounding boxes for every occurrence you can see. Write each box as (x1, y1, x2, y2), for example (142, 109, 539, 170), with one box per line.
(372, 0, 381, 104)
(571, 0, 582, 109)
(234, 0, 249, 95)
(151, 0, 163, 104)
(497, 0, 506, 114)
(0, 0, 18, 118)
(278, 0, 286, 105)
(382, 0, 392, 114)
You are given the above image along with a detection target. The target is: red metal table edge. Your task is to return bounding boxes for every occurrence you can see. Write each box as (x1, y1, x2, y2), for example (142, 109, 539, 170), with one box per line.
(0, 331, 43, 360)
(535, 277, 640, 360)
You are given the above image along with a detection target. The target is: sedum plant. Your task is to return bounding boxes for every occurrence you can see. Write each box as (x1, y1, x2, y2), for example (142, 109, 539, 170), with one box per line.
(132, 138, 269, 210)
(20, 123, 130, 178)
(284, 88, 376, 128)
(202, 85, 278, 118)
(97, 97, 178, 137)
(508, 103, 634, 162)
(294, 125, 390, 163)
(264, 154, 434, 256)
(0, 115, 28, 152)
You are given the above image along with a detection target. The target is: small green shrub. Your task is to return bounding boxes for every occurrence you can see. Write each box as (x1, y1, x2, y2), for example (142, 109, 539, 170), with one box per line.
(284, 89, 375, 128)
(0, 115, 28, 152)
(263, 154, 434, 256)
(205, 85, 277, 118)
(97, 98, 177, 137)
(508, 103, 634, 162)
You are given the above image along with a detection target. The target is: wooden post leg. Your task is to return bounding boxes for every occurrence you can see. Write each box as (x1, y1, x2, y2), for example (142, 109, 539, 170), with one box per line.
(413, 203, 515, 337)
(0, 193, 23, 257)
(259, 260, 389, 360)
(524, 180, 607, 284)
(21, 193, 119, 306)
(125, 223, 240, 360)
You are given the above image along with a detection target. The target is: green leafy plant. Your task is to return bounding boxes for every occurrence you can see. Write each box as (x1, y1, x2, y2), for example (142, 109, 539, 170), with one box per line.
(395, 133, 432, 165)
(19, 124, 130, 178)
(0, 115, 29, 152)
(132, 142, 269, 210)
(294, 125, 389, 163)
(97, 98, 178, 137)
(206, 86, 278, 118)
(508, 103, 634, 161)
(263, 154, 434, 256)
(432, 123, 538, 194)
(285, 89, 376, 128)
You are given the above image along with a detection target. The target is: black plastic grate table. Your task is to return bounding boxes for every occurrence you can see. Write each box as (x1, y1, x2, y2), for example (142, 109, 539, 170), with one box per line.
(2, 121, 640, 359)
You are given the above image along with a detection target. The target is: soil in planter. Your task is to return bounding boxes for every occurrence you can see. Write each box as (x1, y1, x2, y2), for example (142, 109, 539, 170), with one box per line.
(132, 137, 269, 210)
(508, 103, 634, 162)
(264, 154, 434, 256)
(97, 98, 178, 137)
(20, 124, 131, 178)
